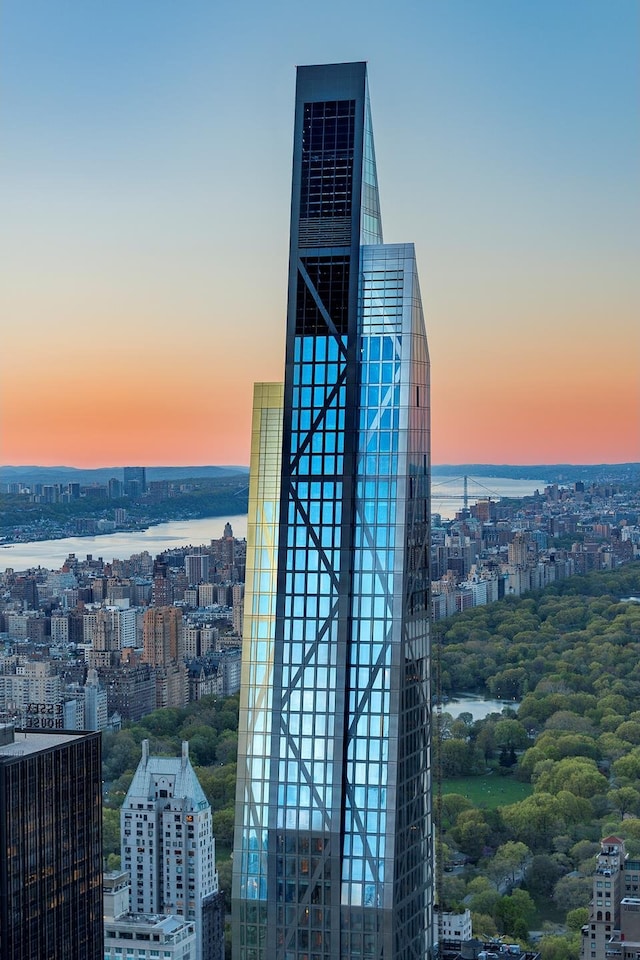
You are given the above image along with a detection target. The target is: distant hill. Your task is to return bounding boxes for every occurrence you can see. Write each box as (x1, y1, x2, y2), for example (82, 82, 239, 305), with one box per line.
(432, 463, 639, 483)
(0, 465, 249, 487)
(1, 463, 636, 488)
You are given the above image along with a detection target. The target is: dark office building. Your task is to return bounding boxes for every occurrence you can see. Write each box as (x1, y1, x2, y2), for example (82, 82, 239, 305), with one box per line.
(123, 466, 146, 497)
(0, 725, 103, 959)
(233, 63, 432, 960)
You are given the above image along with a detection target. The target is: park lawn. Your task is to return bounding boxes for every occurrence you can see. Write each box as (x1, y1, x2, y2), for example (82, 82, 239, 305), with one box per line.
(441, 774, 532, 809)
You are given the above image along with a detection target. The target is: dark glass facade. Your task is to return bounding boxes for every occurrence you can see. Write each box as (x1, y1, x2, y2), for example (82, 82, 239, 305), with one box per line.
(0, 729, 103, 960)
(233, 63, 432, 960)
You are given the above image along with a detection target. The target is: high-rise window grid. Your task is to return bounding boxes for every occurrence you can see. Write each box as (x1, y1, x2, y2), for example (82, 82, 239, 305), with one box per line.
(233, 63, 432, 960)
(300, 100, 355, 221)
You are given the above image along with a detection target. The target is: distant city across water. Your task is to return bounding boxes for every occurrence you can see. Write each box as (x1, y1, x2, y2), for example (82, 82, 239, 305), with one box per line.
(1, 475, 547, 573)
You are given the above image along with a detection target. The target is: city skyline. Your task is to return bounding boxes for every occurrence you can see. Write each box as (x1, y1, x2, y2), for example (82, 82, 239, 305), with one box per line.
(1, 1, 638, 468)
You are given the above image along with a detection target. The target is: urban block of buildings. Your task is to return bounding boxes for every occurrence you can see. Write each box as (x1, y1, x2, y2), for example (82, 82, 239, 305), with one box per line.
(0, 526, 247, 731)
(430, 479, 639, 621)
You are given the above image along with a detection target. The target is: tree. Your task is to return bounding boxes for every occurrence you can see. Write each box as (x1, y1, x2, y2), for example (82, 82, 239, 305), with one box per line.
(441, 875, 466, 911)
(597, 732, 629, 762)
(217, 854, 233, 899)
(495, 719, 529, 752)
(501, 793, 565, 849)
(539, 935, 580, 960)
(488, 667, 528, 700)
(471, 913, 498, 938)
(441, 738, 482, 777)
(196, 763, 237, 811)
(475, 723, 496, 761)
(568, 840, 600, 868)
(102, 730, 141, 781)
(556, 791, 593, 826)
(608, 786, 640, 818)
(439, 793, 473, 829)
(553, 875, 594, 913)
(612, 750, 640, 782)
(467, 877, 500, 917)
(567, 907, 589, 932)
(212, 808, 235, 847)
(524, 854, 564, 899)
(142, 707, 183, 738)
(187, 732, 217, 766)
(614, 818, 640, 840)
(103, 807, 121, 858)
(613, 714, 640, 741)
(545, 712, 595, 736)
(106, 770, 134, 808)
(518, 745, 554, 781)
(216, 730, 238, 765)
(489, 841, 531, 888)
(495, 889, 535, 937)
(451, 809, 490, 861)
(534, 757, 607, 800)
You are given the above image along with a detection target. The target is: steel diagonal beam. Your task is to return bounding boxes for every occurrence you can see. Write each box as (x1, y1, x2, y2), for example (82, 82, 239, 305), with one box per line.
(288, 367, 347, 473)
(286, 490, 341, 593)
(279, 597, 340, 708)
(297, 259, 348, 358)
(275, 722, 332, 831)
(355, 505, 394, 610)
(346, 637, 391, 740)
(343, 780, 384, 900)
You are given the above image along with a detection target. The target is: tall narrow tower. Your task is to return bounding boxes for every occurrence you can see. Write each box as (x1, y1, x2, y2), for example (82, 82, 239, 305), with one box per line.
(233, 62, 432, 960)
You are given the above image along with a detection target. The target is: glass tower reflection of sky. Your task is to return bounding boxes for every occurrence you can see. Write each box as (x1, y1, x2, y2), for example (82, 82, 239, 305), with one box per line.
(233, 62, 432, 960)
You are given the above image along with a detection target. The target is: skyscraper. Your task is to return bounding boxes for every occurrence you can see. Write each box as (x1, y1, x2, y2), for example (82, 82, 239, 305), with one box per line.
(123, 466, 147, 496)
(121, 740, 224, 960)
(0, 724, 103, 959)
(232, 63, 432, 960)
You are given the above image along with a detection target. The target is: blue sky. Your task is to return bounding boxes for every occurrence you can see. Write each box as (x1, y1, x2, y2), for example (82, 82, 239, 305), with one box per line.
(1, 0, 638, 465)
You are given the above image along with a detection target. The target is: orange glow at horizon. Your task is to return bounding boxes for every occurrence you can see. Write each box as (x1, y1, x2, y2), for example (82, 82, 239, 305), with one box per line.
(2, 330, 638, 466)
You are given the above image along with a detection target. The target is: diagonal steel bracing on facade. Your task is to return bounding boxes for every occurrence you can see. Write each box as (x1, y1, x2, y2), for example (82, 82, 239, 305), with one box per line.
(287, 370, 347, 474)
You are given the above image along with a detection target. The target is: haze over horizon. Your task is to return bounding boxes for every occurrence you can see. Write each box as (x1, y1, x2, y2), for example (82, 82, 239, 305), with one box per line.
(1, 1, 638, 468)
(2, 461, 637, 474)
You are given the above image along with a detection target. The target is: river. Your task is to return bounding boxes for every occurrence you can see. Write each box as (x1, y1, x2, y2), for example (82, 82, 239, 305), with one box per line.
(0, 475, 546, 573)
(0, 515, 248, 573)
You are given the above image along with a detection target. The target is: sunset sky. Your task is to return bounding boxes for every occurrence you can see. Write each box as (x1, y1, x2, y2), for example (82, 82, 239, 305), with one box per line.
(1, 0, 638, 467)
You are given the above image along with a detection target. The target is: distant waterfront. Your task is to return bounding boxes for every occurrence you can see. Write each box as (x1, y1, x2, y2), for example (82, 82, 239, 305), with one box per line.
(430, 474, 548, 516)
(0, 476, 546, 573)
(0, 516, 248, 573)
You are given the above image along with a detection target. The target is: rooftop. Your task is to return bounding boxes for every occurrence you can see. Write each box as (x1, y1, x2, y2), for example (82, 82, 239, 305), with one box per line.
(105, 913, 191, 933)
(124, 740, 209, 810)
(0, 727, 95, 761)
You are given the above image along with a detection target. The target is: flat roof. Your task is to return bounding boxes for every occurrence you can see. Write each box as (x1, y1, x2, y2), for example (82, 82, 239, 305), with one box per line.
(0, 728, 96, 760)
(105, 913, 193, 933)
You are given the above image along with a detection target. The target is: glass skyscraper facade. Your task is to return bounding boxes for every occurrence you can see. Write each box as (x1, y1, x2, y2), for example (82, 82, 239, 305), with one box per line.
(233, 62, 432, 960)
